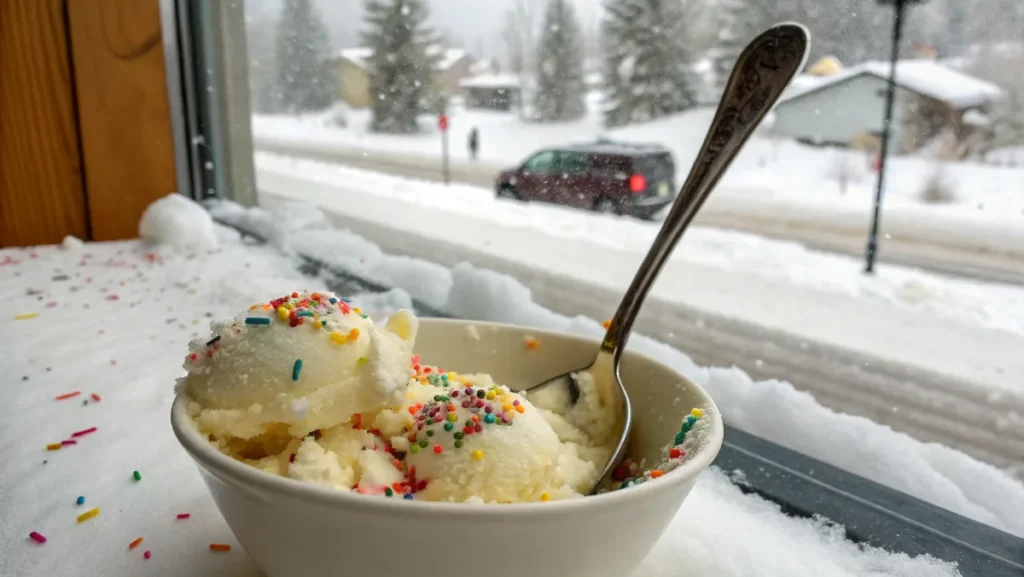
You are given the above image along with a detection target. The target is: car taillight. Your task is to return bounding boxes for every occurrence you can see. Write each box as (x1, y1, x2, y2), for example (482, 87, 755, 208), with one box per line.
(629, 174, 646, 193)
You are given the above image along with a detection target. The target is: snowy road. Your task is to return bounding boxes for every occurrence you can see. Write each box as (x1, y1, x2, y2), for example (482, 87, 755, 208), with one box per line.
(254, 137, 1024, 286)
(254, 165, 1024, 478)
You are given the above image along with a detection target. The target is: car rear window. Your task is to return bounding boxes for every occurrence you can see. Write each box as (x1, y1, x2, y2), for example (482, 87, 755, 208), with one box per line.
(588, 153, 631, 176)
(632, 153, 675, 179)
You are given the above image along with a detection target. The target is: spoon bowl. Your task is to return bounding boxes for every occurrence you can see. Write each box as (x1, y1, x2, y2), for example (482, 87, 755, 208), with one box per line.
(518, 22, 811, 494)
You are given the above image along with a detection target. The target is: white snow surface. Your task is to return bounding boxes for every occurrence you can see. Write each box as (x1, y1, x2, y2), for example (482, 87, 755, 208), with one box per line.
(139, 193, 219, 254)
(251, 101, 1024, 273)
(0, 202, 1018, 576)
(256, 153, 1024, 341)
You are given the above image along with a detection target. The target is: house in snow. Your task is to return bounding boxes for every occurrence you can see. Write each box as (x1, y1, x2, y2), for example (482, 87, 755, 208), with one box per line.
(770, 59, 1004, 155)
(460, 74, 522, 111)
(330, 47, 473, 109)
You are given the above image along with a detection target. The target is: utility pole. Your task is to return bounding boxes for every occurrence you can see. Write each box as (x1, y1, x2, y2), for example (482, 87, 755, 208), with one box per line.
(865, 0, 928, 274)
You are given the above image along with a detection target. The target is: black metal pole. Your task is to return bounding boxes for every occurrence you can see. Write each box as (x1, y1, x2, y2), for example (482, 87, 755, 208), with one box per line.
(865, 0, 906, 274)
(442, 130, 450, 184)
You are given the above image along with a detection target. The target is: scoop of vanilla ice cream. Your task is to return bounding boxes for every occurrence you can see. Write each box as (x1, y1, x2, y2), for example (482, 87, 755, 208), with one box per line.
(266, 424, 403, 492)
(179, 291, 418, 439)
(399, 374, 597, 502)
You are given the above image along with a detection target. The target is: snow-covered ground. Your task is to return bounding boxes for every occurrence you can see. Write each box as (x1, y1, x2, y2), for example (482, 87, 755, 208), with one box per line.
(255, 152, 1024, 339)
(2, 193, 1021, 577)
(252, 100, 1024, 235)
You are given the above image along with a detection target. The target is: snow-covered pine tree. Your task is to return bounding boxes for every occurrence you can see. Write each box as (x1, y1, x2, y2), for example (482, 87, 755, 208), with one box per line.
(711, 0, 785, 95)
(274, 0, 336, 113)
(249, 13, 281, 114)
(362, 0, 441, 134)
(709, 0, 746, 97)
(533, 0, 586, 122)
(602, 0, 697, 128)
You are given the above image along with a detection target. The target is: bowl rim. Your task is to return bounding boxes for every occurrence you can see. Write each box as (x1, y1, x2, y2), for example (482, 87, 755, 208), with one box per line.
(170, 317, 724, 518)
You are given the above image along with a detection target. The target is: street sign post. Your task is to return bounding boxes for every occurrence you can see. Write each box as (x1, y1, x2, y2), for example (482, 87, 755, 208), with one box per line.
(866, 0, 929, 274)
(438, 114, 450, 185)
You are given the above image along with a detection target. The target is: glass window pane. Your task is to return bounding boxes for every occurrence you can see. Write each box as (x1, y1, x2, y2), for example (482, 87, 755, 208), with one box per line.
(524, 150, 556, 171)
(216, 0, 1024, 557)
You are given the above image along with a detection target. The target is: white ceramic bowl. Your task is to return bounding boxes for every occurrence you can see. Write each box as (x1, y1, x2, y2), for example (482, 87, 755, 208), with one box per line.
(171, 318, 723, 577)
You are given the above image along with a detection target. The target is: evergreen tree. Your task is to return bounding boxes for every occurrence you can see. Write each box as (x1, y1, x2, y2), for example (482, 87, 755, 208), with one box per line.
(602, 0, 697, 128)
(710, 0, 769, 96)
(248, 13, 281, 113)
(534, 0, 586, 122)
(274, 0, 336, 113)
(362, 0, 440, 133)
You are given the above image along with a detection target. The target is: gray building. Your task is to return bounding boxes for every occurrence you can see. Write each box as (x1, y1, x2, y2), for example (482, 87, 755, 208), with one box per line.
(771, 60, 1003, 155)
(460, 75, 522, 112)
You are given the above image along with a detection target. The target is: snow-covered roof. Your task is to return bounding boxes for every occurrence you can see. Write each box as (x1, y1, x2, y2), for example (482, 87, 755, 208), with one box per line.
(469, 58, 497, 75)
(782, 74, 830, 98)
(779, 59, 1004, 109)
(459, 74, 521, 89)
(337, 46, 469, 71)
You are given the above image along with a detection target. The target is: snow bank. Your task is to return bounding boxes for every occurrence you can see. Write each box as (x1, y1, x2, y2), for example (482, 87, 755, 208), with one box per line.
(287, 228, 453, 309)
(205, 196, 330, 249)
(256, 153, 1024, 339)
(139, 193, 218, 254)
(61, 235, 84, 251)
(637, 470, 959, 577)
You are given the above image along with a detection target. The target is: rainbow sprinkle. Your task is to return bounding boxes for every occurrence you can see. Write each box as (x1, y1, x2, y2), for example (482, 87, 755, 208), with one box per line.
(129, 537, 144, 549)
(46, 443, 62, 451)
(185, 292, 369, 379)
(77, 508, 100, 523)
(209, 543, 232, 552)
(133, 470, 142, 481)
(29, 531, 47, 543)
(76, 496, 85, 505)
(612, 407, 706, 491)
(54, 391, 81, 401)
(176, 513, 191, 519)
(403, 372, 523, 460)
(15, 313, 38, 320)
(71, 427, 96, 437)
(90, 393, 102, 402)
(144, 550, 151, 560)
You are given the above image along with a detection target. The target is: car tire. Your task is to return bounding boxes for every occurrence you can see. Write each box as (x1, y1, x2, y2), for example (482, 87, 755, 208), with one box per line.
(498, 185, 523, 201)
(594, 197, 618, 215)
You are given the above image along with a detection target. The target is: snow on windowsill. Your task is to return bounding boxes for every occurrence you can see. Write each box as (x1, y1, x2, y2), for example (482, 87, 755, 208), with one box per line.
(0, 193, 1018, 577)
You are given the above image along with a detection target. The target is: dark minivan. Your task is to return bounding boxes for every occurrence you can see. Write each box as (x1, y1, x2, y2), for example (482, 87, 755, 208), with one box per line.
(495, 140, 676, 219)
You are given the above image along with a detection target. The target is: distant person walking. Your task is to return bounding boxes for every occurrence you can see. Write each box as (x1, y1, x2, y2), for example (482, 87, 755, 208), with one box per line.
(468, 127, 479, 161)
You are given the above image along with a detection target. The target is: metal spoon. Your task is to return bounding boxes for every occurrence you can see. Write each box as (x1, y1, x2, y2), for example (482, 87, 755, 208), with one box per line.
(521, 23, 810, 494)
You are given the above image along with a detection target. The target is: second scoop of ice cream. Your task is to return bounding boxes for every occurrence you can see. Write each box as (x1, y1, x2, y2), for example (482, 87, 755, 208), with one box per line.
(392, 374, 599, 502)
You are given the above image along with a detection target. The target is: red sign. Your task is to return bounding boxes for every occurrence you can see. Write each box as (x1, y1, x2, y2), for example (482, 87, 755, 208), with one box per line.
(438, 115, 449, 132)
